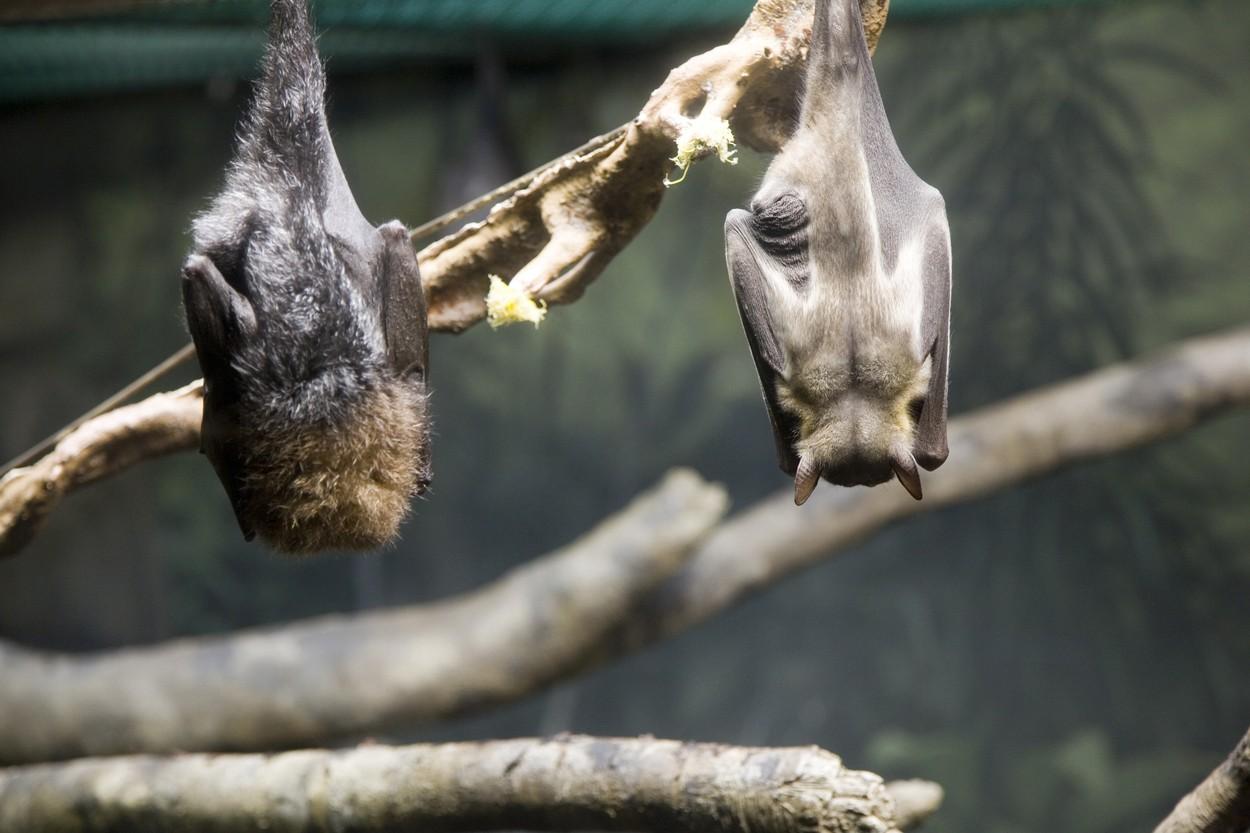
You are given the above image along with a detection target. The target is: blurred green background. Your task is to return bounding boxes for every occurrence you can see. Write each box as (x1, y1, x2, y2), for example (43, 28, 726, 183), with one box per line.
(1, 1, 1248, 831)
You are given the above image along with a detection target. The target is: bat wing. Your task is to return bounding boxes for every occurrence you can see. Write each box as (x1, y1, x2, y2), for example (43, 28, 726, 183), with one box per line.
(181, 253, 259, 541)
(725, 210, 801, 476)
(915, 209, 951, 471)
(318, 137, 429, 383)
(377, 220, 430, 382)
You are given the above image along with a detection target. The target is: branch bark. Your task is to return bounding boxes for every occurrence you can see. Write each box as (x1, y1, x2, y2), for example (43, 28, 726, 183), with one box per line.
(1, 327, 1246, 764)
(0, 471, 727, 764)
(0, 382, 202, 559)
(1154, 725, 1250, 833)
(0, 735, 940, 833)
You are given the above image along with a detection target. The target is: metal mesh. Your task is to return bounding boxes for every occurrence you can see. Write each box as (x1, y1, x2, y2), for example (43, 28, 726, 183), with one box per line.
(0, 0, 1120, 102)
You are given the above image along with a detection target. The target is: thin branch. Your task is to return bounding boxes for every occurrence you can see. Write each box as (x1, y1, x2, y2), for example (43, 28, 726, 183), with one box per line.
(1, 328, 1246, 764)
(1154, 725, 1250, 833)
(0, 471, 727, 764)
(0, 735, 940, 833)
(0, 382, 202, 559)
(0, 343, 196, 475)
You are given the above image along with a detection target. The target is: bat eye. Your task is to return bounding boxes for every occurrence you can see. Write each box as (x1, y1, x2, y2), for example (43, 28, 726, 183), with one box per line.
(750, 193, 809, 277)
(751, 192, 808, 235)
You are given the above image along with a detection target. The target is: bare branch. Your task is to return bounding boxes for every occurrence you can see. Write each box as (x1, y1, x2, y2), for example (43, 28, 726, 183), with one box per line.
(0, 471, 727, 764)
(620, 326, 1250, 652)
(0, 382, 202, 559)
(1154, 726, 1250, 833)
(0, 735, 939, 833)
(1, 328, 1246, 764)
(886, 780, 945, 831)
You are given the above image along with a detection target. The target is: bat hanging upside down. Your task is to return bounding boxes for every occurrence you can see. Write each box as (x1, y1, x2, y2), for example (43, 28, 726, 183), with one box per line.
(181, 0, 431, 553)
(725, 0, 952, 505)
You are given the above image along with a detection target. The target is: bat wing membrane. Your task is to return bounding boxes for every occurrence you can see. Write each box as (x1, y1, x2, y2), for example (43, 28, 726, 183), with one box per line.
(725, 211, 801, 476)
(915, 207, 951, 471)
(377, 221, 430, 382)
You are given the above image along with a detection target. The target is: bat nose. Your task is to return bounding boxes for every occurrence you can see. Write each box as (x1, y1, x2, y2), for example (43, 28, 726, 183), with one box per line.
(825, 460, 893, 488)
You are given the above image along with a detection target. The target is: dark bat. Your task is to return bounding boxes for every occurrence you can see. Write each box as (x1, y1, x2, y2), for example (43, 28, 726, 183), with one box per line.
(724, 0, 951, 506)
(182, 0, 430, 553)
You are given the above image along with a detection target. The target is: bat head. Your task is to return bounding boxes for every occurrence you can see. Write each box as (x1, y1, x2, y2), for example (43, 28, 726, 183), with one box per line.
(777, 334, 931, 505)
(725, 193, 944, 507)
(182, 217, 431, 555)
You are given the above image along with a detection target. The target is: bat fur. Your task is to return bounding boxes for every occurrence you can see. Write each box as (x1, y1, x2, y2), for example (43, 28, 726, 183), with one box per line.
(182, 0, 431, 553)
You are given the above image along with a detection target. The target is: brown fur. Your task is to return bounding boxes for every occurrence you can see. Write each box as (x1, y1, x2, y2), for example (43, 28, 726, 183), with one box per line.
(236, 382, 429, 555)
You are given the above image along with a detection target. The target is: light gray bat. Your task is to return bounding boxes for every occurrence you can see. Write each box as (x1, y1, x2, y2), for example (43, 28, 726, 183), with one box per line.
(725, 0, 951, 505)
(182, 0, 430, 553)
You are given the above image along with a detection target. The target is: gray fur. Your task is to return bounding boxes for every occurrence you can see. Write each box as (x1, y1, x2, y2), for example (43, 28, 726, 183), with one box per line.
(182, 0, 431, 551)
(725, 0, 951, 503)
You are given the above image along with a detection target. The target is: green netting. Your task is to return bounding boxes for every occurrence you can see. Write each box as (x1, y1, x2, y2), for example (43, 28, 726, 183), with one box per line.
(0, 0, 1124, 103)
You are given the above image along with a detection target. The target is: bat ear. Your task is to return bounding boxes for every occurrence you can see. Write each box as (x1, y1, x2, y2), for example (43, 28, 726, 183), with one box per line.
(891, 447, 923, 501)
(377, 221, 429, 382)
(726, 209, 803, 477)
(794, 454, 821, 506)
(181, 254, 257, 368)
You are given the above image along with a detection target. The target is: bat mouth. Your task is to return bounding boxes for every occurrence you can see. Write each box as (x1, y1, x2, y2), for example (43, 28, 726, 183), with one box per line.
(823, 462, 894, 489)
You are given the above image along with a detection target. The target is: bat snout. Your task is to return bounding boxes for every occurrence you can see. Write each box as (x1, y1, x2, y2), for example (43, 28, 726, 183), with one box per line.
(823, 458, 894, 489)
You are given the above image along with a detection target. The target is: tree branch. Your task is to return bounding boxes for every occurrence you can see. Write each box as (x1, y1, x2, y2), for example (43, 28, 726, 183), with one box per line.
(0, 471, 727, 764)
(1154, 726, 1250, 833)
(1, 328, 1246, 764)
(620, 326, 1250, 653)
(0, 382, 202, 559)
(0, 735, 940, 833)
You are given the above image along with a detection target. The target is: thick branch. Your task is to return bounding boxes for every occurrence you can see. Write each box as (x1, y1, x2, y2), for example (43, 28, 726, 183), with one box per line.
(0, 471, 726, 764)
(1154, 726, 1250, 833)
(1, 328, 1247, 763)
(621, 327, 1250, 651)
(0, 735, 939, 833)
(0, 382, 202, 558)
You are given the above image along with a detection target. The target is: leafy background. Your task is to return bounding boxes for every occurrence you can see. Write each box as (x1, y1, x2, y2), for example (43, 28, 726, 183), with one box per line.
(1, 2, 1248, 830)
